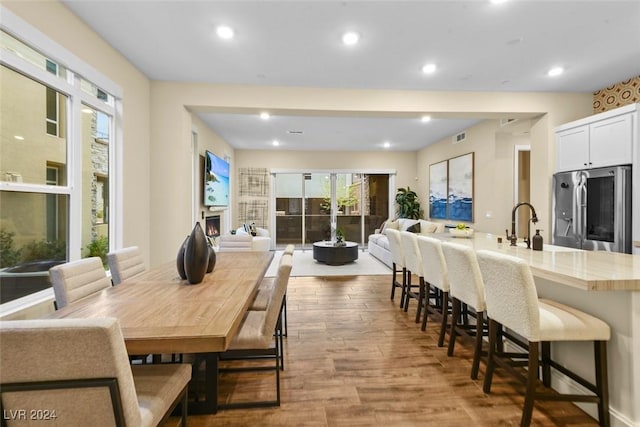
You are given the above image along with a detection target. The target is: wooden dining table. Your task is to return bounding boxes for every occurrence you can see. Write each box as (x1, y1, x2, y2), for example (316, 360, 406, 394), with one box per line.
(45, 250, 275, 414)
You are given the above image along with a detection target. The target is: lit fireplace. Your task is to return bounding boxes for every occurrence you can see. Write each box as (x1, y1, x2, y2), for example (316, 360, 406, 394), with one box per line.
(205, 215, 220, 237)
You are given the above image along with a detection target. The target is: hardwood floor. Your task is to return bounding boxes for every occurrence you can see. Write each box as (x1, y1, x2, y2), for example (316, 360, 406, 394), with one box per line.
(183, 275, 597, 426)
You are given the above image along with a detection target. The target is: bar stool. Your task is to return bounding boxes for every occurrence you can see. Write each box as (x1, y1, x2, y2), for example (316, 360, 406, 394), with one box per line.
(399, 231, 424, 317)
(385, 229, 407, 307)
(476, 250, 610, 427)
(416, 235, 451, 347)
(441, 241, 487, 379)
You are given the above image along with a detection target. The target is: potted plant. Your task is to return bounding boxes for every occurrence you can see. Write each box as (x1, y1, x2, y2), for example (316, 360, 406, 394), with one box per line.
(395, 187, 422, 219)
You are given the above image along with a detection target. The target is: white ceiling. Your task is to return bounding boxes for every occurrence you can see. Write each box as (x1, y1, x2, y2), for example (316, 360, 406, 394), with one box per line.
(62, 0, 640, 151)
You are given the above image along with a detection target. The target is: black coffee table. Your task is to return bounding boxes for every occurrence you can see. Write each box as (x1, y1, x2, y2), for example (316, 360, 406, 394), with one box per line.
(312, 241, 359, 265)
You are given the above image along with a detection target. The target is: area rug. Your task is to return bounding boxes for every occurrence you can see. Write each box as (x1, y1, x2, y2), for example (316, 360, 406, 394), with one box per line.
(265, 250, 391, 277)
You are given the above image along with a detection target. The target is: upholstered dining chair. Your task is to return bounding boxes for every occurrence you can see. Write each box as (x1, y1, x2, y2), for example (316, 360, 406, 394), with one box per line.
(249, 246, 295, 341)
(476, 250, 610, 427)
(219, 253, 293, 409)
(107, 246, 146, 285)
(441, 241, 487, 379)
(399, 231, 423, 317)
(385, 229, 407, 307)
(49, 256, 112, 309)
(0, 317, 191, 427)
(416, 235, 451, 347)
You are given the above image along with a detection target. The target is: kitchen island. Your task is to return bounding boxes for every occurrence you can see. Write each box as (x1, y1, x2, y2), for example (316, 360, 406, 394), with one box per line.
(431, 232, 640, 426)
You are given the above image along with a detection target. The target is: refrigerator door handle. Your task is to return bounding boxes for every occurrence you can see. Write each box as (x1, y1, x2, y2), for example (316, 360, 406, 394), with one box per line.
(563, 218, 572, 237)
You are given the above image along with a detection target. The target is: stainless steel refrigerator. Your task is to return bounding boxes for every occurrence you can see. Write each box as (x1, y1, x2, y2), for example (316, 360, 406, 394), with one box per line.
(552, 165, 632, 253)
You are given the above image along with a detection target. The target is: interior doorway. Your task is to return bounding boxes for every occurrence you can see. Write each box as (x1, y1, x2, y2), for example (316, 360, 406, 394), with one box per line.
(514, 145, 531, 237)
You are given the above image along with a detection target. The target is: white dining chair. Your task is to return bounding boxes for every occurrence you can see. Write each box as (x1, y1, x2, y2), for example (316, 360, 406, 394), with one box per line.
(49, 257, 112, 309)
(0, 317, 190, 427)
(107, 246, 146, 285)
(219, 253, 293, 409)
(399, 231, 424, 319)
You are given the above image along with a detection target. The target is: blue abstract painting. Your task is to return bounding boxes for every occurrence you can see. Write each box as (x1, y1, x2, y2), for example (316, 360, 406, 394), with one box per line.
(447, 153, 474, 222)
(429, 160, 447, 219)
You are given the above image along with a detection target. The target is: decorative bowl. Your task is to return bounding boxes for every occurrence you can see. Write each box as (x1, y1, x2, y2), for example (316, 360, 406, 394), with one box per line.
(449, 228, 474, 238)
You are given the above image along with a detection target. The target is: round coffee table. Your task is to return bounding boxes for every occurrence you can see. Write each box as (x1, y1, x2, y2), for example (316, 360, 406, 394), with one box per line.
(312, 241, 359, 265)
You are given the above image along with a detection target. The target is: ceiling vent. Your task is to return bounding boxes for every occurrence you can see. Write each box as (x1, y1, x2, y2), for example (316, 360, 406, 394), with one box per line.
(452, 131, 466, 144)
(500, 118, 518, 127)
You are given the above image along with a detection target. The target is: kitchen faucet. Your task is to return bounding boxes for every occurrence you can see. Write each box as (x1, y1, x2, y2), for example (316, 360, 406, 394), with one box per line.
(510, 202, 538, 248)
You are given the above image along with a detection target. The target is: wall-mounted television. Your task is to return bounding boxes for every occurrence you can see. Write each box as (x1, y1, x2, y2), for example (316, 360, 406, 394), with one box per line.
(204, 150, 229, 207)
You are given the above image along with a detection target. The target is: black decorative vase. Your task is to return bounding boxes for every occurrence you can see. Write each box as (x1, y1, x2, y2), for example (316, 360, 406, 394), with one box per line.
(183, 223, 208, 284)
(176, 235, 189, 280)
(206, 244, 216, 273)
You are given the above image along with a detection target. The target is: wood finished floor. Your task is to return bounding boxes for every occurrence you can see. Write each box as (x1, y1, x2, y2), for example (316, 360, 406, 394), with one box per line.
(179, 275, 598, 426)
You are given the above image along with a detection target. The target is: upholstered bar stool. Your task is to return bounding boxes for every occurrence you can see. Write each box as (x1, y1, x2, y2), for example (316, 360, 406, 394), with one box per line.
(476, 250, 610, 427)
(441, 241, 487, 379)
(416, 236, 451, 347)
(399, 231, 423, 317)
(385, 229, 407, 307)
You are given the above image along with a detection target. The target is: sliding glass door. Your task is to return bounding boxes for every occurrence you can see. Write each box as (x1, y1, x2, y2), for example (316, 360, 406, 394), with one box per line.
(273, 171, 390, 250)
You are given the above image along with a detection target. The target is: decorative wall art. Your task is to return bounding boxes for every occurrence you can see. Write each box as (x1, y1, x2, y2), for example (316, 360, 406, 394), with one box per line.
(447, 153, 474, 222)
(429, 160, 448, 219)
(238, 168, 269, 228)
(428, 152, 474, 222)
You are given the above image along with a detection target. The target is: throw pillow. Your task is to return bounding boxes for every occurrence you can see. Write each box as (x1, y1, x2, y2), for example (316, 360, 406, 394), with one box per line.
(385, 219, 400, 231)
(419, 220, 438, 233)
(379, 220, 388, 234)
(406, 222, 421, 233)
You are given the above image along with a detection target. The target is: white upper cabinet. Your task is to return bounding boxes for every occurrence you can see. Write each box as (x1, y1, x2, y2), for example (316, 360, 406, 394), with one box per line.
(556, 105, 635, 172)
(556, 126, 589, 172)
(588, 113, 633, 168)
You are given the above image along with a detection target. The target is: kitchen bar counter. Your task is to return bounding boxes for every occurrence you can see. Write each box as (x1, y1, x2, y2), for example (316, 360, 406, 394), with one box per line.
(432, 232, 640, 291)
(431, 231, 639, 425)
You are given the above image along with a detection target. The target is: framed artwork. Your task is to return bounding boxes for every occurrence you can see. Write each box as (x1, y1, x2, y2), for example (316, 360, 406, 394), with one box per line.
(447, 152, 474, 222)
(429, 160, 448, 219)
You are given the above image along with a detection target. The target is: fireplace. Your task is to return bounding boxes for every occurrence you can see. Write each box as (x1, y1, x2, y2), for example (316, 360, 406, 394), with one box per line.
(205, 215, 221, 237)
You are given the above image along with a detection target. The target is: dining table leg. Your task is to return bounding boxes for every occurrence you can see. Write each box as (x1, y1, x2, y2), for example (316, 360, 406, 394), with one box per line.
(187, 352, 219, 414)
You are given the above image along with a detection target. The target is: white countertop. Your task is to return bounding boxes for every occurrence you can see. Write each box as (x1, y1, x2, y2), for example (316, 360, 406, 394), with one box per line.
(431, 232, 640, 291)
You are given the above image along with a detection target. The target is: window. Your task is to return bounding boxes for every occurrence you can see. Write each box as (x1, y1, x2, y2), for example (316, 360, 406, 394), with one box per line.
(0, 16, 121, 307)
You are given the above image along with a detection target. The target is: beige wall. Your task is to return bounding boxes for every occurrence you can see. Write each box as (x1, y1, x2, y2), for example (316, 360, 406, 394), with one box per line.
(3, 0, 153, 265)
(417, 96, 593, 241)
(191, 113, 235, 234)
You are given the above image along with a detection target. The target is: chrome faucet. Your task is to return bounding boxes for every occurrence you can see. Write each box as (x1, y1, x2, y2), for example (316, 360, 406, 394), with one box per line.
(510, 202, 538, 248)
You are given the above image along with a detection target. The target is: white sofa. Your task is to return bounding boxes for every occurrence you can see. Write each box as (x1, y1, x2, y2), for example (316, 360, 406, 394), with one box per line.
(367, 219, 445, 268)
(218, 226, 271, 252)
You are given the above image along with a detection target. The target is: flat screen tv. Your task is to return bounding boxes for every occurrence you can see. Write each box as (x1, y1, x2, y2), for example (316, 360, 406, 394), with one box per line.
(204, 150, 230, 207)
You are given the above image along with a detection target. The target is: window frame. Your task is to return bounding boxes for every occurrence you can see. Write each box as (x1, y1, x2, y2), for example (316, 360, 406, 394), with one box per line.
(0, 6, 123, 312)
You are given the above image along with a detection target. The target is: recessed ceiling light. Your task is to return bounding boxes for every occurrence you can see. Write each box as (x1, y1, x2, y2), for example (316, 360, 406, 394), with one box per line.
(342, 31, 360, 46)
(490, 0, 508, 4)
(14, 135, 24, 140)
(260, 112, 270, 120)
(421, 115, 432, 123)
(383, 141, 391, 148)
(548, 66, 564, 77)
(216, 25, 234, 40)
(272, 140, 280, 146)
(422, 63, 437, 74)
